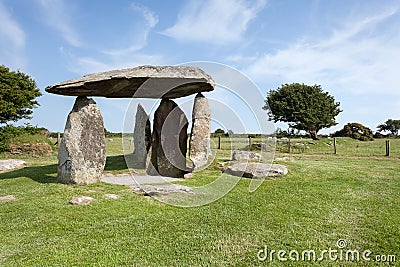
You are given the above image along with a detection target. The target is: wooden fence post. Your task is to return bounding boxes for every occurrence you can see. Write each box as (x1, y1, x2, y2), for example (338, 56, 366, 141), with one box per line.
(249, 137, 252, 148)
(288, 138, 291, 153)
(386, 140, 390, 156)
(334, 138, 337, 154)
(218, 136, 221, 149)
(57, 132, 61, 147)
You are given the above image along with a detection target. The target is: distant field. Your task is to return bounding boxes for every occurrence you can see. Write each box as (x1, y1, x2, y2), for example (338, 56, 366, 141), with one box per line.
(212, 136, 400, 158)
(0, 137, 399, 266)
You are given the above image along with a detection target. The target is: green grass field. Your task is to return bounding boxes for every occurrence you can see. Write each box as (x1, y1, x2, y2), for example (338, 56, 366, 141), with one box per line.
(0, 137, 399, 266)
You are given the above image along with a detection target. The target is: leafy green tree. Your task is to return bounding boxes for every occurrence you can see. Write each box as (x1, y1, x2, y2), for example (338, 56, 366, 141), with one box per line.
(0, 65, 42, 124)
(333, 122, 374, 141)
(263, 83, 342, 140)
(214, 128, 225, 134)
(377, 119, 400, 135)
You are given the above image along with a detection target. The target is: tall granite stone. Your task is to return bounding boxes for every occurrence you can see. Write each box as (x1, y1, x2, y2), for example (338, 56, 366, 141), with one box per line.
(147, 99, 188, 178)
(189, 93, 211, 169)
(58, 96, 106, 185)
(132, 104, 151, 168)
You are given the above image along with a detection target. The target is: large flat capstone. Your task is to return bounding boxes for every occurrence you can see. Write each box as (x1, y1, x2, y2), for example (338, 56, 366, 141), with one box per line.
(45, 65, 215, 99)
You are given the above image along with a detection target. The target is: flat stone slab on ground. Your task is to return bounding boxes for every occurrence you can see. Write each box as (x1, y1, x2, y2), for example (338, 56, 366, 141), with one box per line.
(69, 196, 94, 205)
(0, 160, 26, 172)
(45, 65, 215, 99)
(101, 174, 182, 185)
(132, 184, 193, 196)
(0, 195, 17, 202)
(225, 163, 288, 179)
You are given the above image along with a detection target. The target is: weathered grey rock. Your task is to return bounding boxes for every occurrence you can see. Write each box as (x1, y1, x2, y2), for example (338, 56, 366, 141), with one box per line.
(58, 97, 106, 185)
(132, 104, 151, 168)
(232, 150, 262, 161)
(69, 196, 94, 205)
(132, 184, 193, 196)
(225, 163, 288, 179)
(189, 93, 212, 170)
(147, 99, 188, 178)
(0, 195, 17, 202)
(0, 160, 26, 172)
(45, 66, 215, 99)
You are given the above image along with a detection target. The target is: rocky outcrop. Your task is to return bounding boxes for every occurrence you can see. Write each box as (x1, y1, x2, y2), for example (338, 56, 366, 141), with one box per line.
(58, 96, 106, 185)
(147, 99, 188, 178)
(45, 66, 215, 99)
(189, 93, 211, 169)
(132, 104, 151, 168)
(225, 163, 288, 179)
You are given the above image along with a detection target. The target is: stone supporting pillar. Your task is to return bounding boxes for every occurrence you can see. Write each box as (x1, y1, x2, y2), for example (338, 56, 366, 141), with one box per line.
(189, 93, 212, 170)
(132, 104, 151, 168)
(57, 96, 106, 185)
(147, 99, 188, 178)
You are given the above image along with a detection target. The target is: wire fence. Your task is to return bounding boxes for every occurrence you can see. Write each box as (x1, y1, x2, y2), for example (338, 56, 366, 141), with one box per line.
(211, 137, 400, 158)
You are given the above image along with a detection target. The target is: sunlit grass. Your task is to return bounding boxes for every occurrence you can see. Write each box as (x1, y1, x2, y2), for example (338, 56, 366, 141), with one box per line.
(0, 137, 399, 266)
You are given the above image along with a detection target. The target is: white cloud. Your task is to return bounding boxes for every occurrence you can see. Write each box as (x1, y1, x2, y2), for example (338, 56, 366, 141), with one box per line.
(61, 49, 165, 75)
(131, 3, 158, 28)
(52, 2, 161, 75)
(0, 2, 26, 68)
(101, 3, 159, 56)
(246, 6, 400, 96)
(36, 0, 82, 47)
(163, 0, 266, 45)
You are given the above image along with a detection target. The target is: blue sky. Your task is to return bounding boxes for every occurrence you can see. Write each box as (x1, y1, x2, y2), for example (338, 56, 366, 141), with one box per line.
(1, 0, 399, 134)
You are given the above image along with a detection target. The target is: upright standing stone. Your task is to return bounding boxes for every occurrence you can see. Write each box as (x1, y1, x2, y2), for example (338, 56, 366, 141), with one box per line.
(58, 96, 106, 185)
(132, 104, 151, 168)
(189, 93, 211, 170)
(147, 99, 188, 178)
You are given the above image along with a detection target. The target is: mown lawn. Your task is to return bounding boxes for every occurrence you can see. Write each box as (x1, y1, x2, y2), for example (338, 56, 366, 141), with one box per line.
(0, 138, 399, 266)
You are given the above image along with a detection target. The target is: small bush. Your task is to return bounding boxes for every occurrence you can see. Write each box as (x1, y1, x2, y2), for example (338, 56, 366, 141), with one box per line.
(0, 125, 52, 153)
(333, 122, 374, 141)
(8, 141, 53, 157)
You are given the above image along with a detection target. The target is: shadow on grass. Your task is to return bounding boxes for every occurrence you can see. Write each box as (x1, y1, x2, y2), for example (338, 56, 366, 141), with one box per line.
(105, 154, 146, 171)
(0, 154, 143, 184)
(0, 164, 58, 183)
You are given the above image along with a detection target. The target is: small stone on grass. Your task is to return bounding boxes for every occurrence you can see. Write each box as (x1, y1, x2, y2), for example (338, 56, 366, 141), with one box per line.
(104, 194, 120, 199)
(69, 196, 94, 205)
(0, 195, 17, 202)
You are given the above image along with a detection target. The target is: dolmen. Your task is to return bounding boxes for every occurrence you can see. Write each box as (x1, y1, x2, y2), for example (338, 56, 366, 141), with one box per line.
(46, 66, 215, 185)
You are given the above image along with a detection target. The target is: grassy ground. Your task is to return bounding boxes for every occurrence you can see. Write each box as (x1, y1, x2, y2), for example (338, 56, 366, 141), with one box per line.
(0, 138, 399, 266)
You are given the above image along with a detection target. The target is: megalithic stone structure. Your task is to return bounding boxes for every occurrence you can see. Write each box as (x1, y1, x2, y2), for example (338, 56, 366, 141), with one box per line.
(57, 96, 106, 185)
(46, 66, 215, 182)
(147, 99, 188, 178)
(189, 93, 212, 170)
(132, 104, 151, 168)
